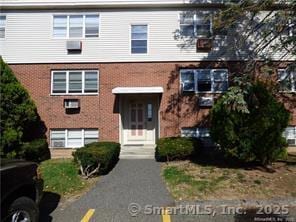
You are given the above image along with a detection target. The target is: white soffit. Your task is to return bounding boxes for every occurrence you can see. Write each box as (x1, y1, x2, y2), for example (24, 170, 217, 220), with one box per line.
(112, 87, 163, 94)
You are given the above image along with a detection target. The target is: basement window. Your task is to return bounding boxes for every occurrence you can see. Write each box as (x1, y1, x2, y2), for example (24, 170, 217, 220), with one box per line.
(283, 126, 296, 146)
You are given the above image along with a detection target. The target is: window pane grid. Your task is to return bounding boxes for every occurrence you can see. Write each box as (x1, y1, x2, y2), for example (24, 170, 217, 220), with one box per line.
(52, 71, 98, 94)
(53, 14, 99, 38)
(179, 12, 212, 37)
(131, 25, 148, 54)
(52, 72, 67, 93)
(50, 130, 66, 147)
(50, 129, 99, 148)
(69, 72, 82, 93)
(181, 69, 228, 93)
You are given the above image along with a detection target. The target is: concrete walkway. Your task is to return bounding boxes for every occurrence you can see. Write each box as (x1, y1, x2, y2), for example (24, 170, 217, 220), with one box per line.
(50, 159, 174, 222)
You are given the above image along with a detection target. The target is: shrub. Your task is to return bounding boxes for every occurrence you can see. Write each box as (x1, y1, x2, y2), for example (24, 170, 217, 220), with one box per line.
(73, 142, 120, 178)
(21, 139, 50, 162)
(210, 81, 290, 165)
(0, 58, 46, 158)
(156, 137, 198, 161)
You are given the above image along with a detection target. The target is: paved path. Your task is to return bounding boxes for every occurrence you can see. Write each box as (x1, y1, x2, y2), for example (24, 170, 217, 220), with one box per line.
(40, 159, 296, 222)
(49, 159, 174, 222)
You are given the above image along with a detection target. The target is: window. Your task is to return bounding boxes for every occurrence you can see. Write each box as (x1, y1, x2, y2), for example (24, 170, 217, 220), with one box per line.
(69, 71, 82, 93)
(181, 128, 210, 138)
(84, 130, 99, 144)
(147, 103, 153, 121)
(53, 15, 67, 38)
(131, 25, 148, 54)
(50, 129, 99, 148)
(283, 126, 296, 146)
(278, 69, 295, 92)
(53, 14, 99, 38)
(181, 70, 195, 92)
(52, 71, 67, 93)
(69, 15, 83, 38)
(85, 15, 100, 37)
(84, 71, 98, 93)
(52, 70, 98, 95)
(67, 129, 82, 147)
(180, 69, 228, 93)
(50, 130, 66, 147)
(0, 15, 6, 38)
(180, 12, 211, 37)
(197, 70, 212, 92)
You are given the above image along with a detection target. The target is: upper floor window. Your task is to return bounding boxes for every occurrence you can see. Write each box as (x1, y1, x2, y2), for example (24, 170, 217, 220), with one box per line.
(285, 19, 296, 37)
(0, 15, 6, 38)
(131, 25, 148, 54)
(53, 14, 99, 38)
(51, 70, 98, 95)
(179, 12, 211, 37)
(278, 68, 295, 92)
(180, 69, 228, 93)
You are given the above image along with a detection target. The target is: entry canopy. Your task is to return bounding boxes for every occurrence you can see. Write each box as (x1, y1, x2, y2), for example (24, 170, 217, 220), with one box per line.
(112, 87, 163, 94)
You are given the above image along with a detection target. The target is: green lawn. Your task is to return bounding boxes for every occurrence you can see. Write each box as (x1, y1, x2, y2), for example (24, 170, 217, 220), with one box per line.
(40, 159, 93, 196)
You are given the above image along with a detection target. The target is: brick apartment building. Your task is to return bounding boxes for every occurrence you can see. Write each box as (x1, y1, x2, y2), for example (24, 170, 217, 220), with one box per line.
(0, 0, 295, 157)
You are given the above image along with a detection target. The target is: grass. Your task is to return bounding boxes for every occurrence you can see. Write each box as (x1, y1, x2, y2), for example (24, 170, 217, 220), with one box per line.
(40, 159, 95, 196)
(163, 166, 227, 199)
(162, 160, 296, 201)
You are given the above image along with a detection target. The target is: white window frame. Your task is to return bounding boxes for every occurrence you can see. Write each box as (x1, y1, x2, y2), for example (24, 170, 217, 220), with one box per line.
(180, 69, 228, 93)
(278, 68, 296, 93)
(130, 24, 149, 55)
(50, 129, 99, 148)
(51, 70, 99, 95)
(179, 12, 212, 37)
(0, 15, 6, 39)
(52, 13, 100, 39)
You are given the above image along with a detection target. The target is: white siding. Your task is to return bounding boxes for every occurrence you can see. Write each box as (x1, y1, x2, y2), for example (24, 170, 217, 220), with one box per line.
(0, 10, 294, 64)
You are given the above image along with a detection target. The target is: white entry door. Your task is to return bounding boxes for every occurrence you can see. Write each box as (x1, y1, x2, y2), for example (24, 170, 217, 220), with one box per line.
(122, 96, 158, 145)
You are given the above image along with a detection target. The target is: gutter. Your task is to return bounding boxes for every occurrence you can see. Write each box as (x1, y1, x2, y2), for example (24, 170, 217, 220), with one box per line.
(0, 1, 227, 10)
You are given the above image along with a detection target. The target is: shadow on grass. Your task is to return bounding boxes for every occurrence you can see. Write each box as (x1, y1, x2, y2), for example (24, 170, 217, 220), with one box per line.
(234, 208, 292, 222)
(190, 145, 253, 170)
(39, 192, 61, 222)
(191, 150, 296, 174)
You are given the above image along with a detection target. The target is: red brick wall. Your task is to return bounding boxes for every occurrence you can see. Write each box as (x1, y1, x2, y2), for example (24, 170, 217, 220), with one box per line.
(9, 62, 296, 144)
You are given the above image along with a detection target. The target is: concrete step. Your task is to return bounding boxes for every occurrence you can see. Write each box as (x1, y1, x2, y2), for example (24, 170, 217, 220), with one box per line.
(120, 148, 155, 152)
(120, 145, 156, 159)
(120, 154, 155, 159)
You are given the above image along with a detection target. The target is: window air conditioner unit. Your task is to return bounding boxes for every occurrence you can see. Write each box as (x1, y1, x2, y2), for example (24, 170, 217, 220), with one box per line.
(199, 96, 214, 107)
(64, 99, 80, 109)
(66, 41, 82, 51)
(196, 38, 213, 51)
